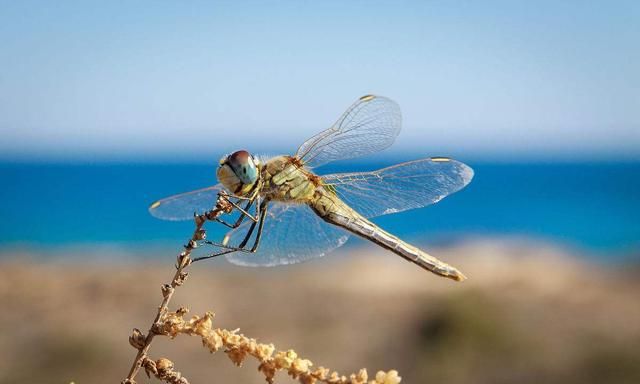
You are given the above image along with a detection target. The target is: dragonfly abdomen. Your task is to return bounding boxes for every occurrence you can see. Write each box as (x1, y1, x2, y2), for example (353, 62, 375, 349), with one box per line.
(311, 191, 466, 281)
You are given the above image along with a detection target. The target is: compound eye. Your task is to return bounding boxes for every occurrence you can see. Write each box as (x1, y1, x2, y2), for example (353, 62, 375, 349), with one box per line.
(229, 150, 250, 165)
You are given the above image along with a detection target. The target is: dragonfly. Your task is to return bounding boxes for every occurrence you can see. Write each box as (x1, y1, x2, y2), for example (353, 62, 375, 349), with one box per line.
(149, 95, 473, 281)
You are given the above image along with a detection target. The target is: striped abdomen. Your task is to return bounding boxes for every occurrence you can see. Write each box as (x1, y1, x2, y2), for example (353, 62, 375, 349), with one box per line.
(310, 189, 466, 281)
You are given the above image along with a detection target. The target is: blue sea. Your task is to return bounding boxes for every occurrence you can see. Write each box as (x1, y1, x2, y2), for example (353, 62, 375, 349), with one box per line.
(1, 160, 638, 261)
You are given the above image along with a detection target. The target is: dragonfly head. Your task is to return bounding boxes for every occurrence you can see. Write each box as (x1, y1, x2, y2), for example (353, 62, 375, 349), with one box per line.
(217, 150, 260, 195)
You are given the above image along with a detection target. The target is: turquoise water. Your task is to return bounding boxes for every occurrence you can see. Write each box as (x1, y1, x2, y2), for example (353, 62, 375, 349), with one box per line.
(1, 161, 638, 260)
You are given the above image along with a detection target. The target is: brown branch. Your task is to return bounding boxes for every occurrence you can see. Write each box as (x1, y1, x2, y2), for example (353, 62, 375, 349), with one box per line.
(122, 195, 233, 384)
(122, 193, 403, 384)
(155, 309, 402, 384)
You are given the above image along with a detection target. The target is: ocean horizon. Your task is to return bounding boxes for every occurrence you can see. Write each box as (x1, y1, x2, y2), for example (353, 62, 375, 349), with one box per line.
(1, 160, 638, 262)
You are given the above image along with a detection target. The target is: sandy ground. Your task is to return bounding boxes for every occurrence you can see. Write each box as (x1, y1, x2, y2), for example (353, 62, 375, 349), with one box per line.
(1, 240, 639, 384)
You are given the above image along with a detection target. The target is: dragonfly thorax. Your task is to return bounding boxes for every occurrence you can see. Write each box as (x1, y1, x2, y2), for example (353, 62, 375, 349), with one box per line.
(217, 150, 260, 196)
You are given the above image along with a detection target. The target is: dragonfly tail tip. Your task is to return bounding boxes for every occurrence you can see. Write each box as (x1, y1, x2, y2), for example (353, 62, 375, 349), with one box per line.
(448, 269, 467, 282)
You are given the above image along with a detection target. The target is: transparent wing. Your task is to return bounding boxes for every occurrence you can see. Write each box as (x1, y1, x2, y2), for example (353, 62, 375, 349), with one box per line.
(321, 157, 474, 218)
(149, 185, 222, 221)
(224, 202, 350, 267)
(295, 95, 401, 168)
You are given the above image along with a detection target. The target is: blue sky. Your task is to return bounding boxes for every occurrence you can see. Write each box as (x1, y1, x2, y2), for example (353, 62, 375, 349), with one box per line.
(0, 1, 638, 162)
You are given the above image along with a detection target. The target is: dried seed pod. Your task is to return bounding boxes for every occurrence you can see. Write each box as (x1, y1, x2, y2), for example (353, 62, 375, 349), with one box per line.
(129, 328, 146, 350)
(176, 252, 192, 268)
(374, 370, 401, 384)
(145, 357, 190, 384)
(175, 271, 188, 286)
(194, 229, 206, 240)
(156, 358, 174, 374)
(194, 213, 205, 226)
(176, 306, 189, 316)
(176, 252, 190, 265)
(161, 284, 174, 298)
(142, 358, 158, 378)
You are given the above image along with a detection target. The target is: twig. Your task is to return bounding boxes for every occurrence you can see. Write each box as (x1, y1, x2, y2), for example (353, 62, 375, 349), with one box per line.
(156, 308, 402, 384)
(122, 192, 402, 384)
(122, 195, 233, 384)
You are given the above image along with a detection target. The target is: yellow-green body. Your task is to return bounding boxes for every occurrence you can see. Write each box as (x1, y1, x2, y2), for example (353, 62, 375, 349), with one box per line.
(252, 155, 465, 281)
(261, 156, 319, 203)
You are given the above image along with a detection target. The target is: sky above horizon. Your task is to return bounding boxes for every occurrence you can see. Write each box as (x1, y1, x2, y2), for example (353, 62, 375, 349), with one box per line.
(0, 1, 638, 162)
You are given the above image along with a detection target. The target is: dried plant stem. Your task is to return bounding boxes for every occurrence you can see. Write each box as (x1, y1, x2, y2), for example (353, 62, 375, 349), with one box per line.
(122, 193, 402, 384)
(122, 196, 233, 384)
(157, 309, 402, 384)
(122, 258, 188, 383)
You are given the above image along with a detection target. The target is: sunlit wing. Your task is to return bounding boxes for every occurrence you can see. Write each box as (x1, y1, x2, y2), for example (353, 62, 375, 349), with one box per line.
(295, 95, 401, 168)
(149, 185, 223, 221)
(224, 202, 350, 267)
(321, 157, 474, 218)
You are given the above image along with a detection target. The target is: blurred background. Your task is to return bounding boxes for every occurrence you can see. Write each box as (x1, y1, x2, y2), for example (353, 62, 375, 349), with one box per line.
(0, 1, 638, 383)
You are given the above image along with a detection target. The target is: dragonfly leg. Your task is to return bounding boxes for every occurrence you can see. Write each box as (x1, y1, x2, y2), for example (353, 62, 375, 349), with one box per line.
(225, 196, 260, 222)
(213, 197, 259, 228)
(237, 200, 268, 249)
(199, 241, 246, 253)
(192, 248, 237, 262)
(194, 201, 268, 261)
(248, 202, 268, 252)
(228, 201, 269, 253)
(201, 239, 248, 252)
(210, 200, 268, 253)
